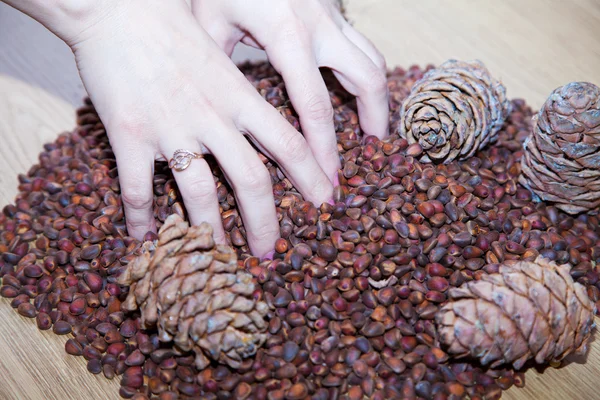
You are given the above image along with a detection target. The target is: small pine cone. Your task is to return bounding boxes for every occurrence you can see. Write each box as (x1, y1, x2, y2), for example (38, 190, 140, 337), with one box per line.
(399, 60, 511, 163)
(118, 214, 268, 371)
(436, 257, 595, 369)
(519, 82, 600, 214)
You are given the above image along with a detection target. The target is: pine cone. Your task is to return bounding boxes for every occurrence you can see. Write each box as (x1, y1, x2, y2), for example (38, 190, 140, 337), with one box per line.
(118, 214, 269, 370)
(436, 257, 595, 369)
(399, 60, 511, 163)
(519, 82, 600, 214)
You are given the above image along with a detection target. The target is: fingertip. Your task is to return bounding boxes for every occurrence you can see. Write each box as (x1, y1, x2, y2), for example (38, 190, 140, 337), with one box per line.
(113, 148, 156, 244)
(212, 221, 229, 246)
(328, 154, 342, 183)
(333, 172, 340, 187)
(307, 175, 334, 207)
(357, 97, 390, 140)
(250, 233, 279, 260)
(213, 230, 228, 246)
(127, 221, 155, 242)
(307, 135, 341, 191)
(326, 173, 338, 206)
(124, 205, 156, 242)
(378, 126, 391, 140)
(262, 250, 275, 261)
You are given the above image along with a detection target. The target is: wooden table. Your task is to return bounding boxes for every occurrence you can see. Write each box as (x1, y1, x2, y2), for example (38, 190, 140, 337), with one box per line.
(1, 1, 599, 399)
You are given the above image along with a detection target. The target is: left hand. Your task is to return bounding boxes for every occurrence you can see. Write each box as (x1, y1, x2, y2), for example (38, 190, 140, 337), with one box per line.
(192, 0, 390, 183)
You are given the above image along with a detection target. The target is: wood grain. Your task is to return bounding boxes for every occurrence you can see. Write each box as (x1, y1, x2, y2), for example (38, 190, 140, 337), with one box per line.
(0, 77, 121, 400)
(1, 0, 600, 399)
(350, 0, 600, 109)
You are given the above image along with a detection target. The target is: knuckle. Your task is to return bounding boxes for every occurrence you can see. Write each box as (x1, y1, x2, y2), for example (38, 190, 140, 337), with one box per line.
(277, 25, 306, 48)
(373, 52, 387, 72)
(279, 132, 311, 164)
(223, 74, 251, 97)
(224, 82, 260, 124)
(239, 161, 272, 193)
(304, 94, 334, 122)
(273, 2, 297, 24)
(112, 113, 149, 142)
(269, 12, 308, 48)
(185, 177, 217, 204)
(121, 186, 153, 210)
(126, 219, 150, 233)
(361, 65, 388, 93)
(212, 230, 228, 245)
(248, 222, 280, 244)
(184, 90, 212, 111)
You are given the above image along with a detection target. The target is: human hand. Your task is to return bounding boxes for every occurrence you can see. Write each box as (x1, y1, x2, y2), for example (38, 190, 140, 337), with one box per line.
(11, 0, 389, 258)
(193, 0, 390, 172)
(42, 0, 340, 257)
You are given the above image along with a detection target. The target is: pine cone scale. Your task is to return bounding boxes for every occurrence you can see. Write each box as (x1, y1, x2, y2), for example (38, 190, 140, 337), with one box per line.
(400, 59, 510, 163)
(158, 219, 190, 245)
(134, 275, 152, 304)
(436, 257, 595, 369)
(180, 272, 208, 297)
(580, 109, 600, 128)
(180, 225, 215, 250)
(520, 81, 600, 214)
(469, 280, 494, 302)
(127, 247, 152, 281)
(118, 214, 268, 370)
(178, 253, 213, 275)
(157, 276, 183, 307)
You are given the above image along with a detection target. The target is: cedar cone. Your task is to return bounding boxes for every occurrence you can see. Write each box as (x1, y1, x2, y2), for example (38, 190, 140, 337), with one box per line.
(519, 82, 600, 214)
(436, 257, 595, 369)
(118, 214, 269, 370)
(399, 59, 511, 163)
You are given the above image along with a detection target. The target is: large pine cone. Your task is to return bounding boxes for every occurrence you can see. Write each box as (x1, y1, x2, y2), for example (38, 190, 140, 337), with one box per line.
(399, 60, 511, 163)
(436, 257, 595, 369)
(118, 214, 269, 370)
(520, 82, 600, 214)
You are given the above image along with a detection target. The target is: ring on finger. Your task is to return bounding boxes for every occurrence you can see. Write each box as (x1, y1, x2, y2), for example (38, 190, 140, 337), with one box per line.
(168, 149, 204, 172)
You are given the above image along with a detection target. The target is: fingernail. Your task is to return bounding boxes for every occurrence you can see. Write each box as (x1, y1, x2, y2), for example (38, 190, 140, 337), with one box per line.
(262, 250, 275, 261)
(333, 174, 340, 187)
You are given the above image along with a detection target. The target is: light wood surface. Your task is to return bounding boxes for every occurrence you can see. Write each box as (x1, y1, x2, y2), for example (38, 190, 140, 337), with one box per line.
(0, 76, 121, 400)
(1, 1, 600, 399)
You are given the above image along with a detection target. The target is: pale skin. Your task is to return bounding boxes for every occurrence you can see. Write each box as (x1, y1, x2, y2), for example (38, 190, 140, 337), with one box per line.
(4, 0, 390, 257)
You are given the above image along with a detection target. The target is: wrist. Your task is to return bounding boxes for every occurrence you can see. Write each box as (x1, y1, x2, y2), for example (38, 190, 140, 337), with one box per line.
(4, 0, 119, 46)
(45, 1, 118, 46)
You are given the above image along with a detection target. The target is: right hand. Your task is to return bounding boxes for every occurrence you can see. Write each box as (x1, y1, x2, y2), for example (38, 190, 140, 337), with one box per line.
(64, 1, 341, 257)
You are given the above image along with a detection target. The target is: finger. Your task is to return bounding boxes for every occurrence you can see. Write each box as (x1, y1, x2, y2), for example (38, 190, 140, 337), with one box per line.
(202, 119, 279, 258)
(263, 34, 341, 185)
(240, 34, 263, 50)
(191, 2, 241, 56)
(198, 24, 239, 57)
(238, 96, 335, 206)
(112, 144, 156, 241)
(316, 28, 389, 139)
(341, 22, 387, 73)
(161, 144, 227, 244)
